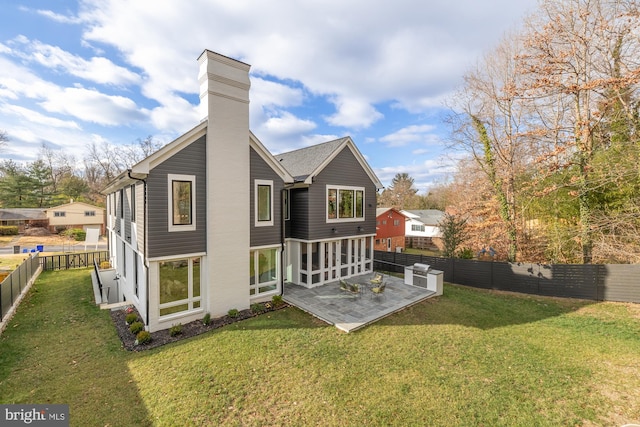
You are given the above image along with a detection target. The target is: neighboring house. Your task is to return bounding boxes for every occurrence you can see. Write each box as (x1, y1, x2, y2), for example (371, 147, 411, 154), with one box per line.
(401, 209, 445, 250)
(45, 201, 106, 235)
(102, 50, 383, 333)
(374, 208, 408, 252)
(0, 209, 48, 232)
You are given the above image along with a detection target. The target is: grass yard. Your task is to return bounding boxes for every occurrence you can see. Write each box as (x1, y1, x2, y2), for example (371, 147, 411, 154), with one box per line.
(1, 270, 639, 426)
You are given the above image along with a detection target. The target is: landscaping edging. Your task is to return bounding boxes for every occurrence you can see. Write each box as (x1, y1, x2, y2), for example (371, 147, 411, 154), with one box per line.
(111, 302, 289, 351)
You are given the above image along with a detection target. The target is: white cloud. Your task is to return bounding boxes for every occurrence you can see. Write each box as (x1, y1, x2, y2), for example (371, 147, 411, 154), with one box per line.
(379, 125, 438, 147)
(40, 86, 147, 126)
(325, 97, 383, 129)
(0, 104, 81, 130)
(375, 156, 458, 193)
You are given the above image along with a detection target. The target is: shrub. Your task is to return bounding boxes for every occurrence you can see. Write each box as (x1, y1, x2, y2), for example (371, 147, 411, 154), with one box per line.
(99, 261, 112, 269)
(125, 313, 139, 325)
(272, 295, 284, 307)
(456, 247, 474, 259)
(135, 331, 152, 345)
(61, 228, 86, 241)
(202, 313, 211, 326)
(169, 323, 182, 337)
(129, 321, 144, 335)
(250, 303, 263, 314)
(0, 226, 19, 236)
(227, 308, 239, 318)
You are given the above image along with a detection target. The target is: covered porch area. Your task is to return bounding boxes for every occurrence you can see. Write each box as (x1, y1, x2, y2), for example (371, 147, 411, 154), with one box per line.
(283, 272, 437, 332)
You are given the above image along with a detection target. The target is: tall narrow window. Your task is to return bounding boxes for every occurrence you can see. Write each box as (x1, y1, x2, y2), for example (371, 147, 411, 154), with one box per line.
(168, 174, 196, 232)
(283, 189, 290, 220)
(327, 188, 337, 219)
(255, 180, 273, 226)
(355, 190, 364, 218)
(130, 184, 136, 222)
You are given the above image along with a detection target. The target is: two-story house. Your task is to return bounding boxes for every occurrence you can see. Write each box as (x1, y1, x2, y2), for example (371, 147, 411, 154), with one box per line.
(374, 208, 407, 252)
(401, 209, 445, 250)
(102, 50, 383, 332)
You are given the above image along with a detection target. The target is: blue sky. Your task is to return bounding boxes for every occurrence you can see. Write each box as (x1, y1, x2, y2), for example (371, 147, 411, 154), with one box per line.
(0, 0, 537, 192)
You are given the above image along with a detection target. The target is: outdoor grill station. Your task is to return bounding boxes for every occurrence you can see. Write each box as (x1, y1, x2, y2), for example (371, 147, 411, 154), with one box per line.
(404, 263, 443, 296)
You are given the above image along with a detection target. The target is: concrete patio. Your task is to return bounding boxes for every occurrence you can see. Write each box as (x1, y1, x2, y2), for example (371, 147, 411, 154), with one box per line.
(283, 273, 436, 332)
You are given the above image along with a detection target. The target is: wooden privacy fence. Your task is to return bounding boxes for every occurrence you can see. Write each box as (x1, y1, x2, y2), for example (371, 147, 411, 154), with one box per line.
(374, 251, 640, 303)
(1, 254, 40, 322)
(40, 251, 109, 271)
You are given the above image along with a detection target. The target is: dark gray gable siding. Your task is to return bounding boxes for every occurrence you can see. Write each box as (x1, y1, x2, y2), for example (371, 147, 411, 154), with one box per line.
(303, 147, 377, 241)
(147, 136, 207, 258)
(249, 147, 285, 247)
(287, 188, 309, 239)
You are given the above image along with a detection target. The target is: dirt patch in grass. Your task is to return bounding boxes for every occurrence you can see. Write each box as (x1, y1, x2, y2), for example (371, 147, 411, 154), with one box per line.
(111, 302, 289, 351)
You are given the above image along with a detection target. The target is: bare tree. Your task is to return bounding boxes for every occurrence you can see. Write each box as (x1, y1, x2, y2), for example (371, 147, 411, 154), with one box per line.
(448, 34, 534, 262)
(518, 0, 640, 263)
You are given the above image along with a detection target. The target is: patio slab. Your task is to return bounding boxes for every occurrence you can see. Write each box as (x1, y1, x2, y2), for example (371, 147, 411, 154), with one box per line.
(283, 273, 436, 332)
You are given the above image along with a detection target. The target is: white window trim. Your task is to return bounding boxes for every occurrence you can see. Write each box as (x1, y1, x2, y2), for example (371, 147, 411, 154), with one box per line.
(254, 179, 274, 227)
(326, 185, 365, 223)
(158, 257, 202, 318)
(168, 174, 196, 232)
(249, 246, 280, 297)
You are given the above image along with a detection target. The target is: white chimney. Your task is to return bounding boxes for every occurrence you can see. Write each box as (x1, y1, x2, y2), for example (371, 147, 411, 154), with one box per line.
(197, 50, 251, 317)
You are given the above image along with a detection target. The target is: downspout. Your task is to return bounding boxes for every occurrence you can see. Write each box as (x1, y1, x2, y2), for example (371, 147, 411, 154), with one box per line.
(127, 170, 149, 325)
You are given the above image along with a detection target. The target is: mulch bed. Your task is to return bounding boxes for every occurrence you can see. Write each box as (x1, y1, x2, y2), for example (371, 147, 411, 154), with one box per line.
(110, 301, 288, 351)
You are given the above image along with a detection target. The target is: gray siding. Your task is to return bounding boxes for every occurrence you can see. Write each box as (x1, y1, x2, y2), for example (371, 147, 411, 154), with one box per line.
(288, 188, 309, 239)
(249, 147, 285, 247)
(147, 136, 207, 258)
(297, 147, 377, 241)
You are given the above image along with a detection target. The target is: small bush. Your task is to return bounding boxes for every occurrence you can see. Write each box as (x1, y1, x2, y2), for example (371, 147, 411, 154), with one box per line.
(99, 261, 112, 269)
(169, 323, 182, 337)
(202, 313, 211, 326)
(456, 247, 474, 259)
(0, 226, 19, 236)
(250, 303, 263, 314)
(227, 308, 239, 318)
(135, 331, 152, 345)
(129, 321, 144, 335)
(60, 228, 86, 241)
(272, 295, 284, 307)
(125, 313, 139, 325)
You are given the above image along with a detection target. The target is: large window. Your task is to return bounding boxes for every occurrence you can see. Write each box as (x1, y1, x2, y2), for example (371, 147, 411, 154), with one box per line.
(412, 224, 425, 232)
(255, 180, 273, 226)
(327, 186, 365, 222)
(54, 212, 65, 217)
(249, 248, 278, 296)
(168, 174, 196, 232)
(159, 257, 201, 317)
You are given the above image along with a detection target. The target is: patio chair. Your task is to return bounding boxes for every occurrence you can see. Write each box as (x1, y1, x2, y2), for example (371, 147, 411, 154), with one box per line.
(370, 272, 383, 285)
(370, 282, 386, 300)
(339, 279, 350, 293)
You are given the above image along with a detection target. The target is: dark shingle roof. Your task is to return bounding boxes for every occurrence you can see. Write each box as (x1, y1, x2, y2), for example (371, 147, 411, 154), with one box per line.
(0, 208, 47, 221)
(404, 209, 445, 225)
(275, 137, 349, 181)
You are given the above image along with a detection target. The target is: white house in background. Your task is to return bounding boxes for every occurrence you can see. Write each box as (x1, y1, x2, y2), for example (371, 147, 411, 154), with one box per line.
(46, 201, 106, 235)
(401, 209, 444, 250)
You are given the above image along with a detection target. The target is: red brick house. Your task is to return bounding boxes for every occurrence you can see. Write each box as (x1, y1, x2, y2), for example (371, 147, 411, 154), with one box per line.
(374, 208, 408, 252)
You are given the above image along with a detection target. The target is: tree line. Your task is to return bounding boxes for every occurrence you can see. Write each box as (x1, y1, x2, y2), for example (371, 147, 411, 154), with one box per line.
(0, 137, 162, 209)
(381, 0, 640, 265)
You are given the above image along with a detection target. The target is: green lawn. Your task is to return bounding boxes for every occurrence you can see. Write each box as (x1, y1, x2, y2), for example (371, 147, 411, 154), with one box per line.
(1, 269, 639, 426)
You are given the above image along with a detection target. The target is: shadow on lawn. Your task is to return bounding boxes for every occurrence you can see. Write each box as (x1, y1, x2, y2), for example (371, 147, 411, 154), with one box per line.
(379, 283, 596, 331)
